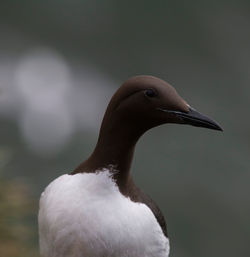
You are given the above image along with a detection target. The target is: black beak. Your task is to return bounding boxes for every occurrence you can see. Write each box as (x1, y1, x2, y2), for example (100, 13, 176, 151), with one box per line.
(165, 107, 223, 131)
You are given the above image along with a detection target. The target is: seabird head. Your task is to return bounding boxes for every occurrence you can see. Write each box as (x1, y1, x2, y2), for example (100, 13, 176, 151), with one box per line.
(73, 75, 222, 183)
(103, 75, 223, 132)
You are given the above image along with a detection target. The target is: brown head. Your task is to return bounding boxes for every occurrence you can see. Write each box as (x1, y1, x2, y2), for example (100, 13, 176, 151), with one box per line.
(73, 75, 222, 187)
(100, 75, 222, 139)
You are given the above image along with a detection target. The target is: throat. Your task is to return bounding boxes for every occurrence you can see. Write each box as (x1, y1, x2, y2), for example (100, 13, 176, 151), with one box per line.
(72, 130, 139, 193)
(72, 107, 147, 192)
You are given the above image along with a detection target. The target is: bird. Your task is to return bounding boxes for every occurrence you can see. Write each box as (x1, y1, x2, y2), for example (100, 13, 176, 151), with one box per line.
(38, 75, 222, 257)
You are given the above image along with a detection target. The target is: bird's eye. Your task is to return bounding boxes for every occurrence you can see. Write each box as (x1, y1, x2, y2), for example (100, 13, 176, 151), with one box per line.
(144, 88, 157, 98)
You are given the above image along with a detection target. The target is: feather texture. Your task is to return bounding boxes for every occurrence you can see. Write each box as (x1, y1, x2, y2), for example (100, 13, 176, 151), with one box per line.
(39, 169, 170, 257)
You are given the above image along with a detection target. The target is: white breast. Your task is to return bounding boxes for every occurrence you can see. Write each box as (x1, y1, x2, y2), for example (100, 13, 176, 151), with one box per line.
(39, 169, 170, 257)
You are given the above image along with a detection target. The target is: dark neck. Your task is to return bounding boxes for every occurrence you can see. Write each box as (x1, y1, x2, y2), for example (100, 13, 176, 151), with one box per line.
(72, 115, 145, 193)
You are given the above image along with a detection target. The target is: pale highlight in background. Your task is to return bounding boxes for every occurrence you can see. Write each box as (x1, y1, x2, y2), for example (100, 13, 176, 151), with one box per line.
(0, 46, 116, 156)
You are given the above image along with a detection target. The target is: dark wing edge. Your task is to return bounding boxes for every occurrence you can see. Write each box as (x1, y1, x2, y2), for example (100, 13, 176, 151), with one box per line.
(126, 180, 168, 237)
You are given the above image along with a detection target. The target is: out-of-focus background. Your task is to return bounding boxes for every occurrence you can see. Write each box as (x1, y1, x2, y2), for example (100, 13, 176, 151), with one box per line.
(0, 1, 249, 257)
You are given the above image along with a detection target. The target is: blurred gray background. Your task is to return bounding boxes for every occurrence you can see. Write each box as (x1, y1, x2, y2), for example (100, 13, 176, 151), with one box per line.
(0, 1, 249, 257)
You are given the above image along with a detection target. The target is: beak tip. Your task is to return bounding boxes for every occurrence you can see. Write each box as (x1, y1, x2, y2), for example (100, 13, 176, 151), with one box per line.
(218, 126, 223, 132)
(213, 126, 223, 132)
(209, 120, 223, 132)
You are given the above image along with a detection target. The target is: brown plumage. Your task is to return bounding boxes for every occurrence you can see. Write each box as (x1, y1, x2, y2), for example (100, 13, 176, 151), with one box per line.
(72, 75, 222, 239)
